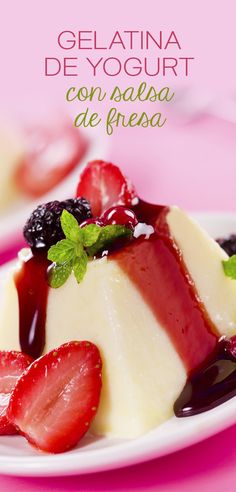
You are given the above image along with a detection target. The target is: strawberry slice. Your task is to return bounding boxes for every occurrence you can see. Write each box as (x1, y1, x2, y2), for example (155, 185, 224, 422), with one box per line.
(7, 341, 102, 453)
(15, 123, 88, 198)
(0, 351, 33, 435)
(76, 160, 137, 216)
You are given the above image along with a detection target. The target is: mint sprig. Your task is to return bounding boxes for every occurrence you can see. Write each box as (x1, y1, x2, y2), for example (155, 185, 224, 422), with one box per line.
(222, 255, 236, 279)
(86, 224, 131, 257)
(73, 252, 88, 283)
(47, 210, 132, 288)
(48, 239, 76, 263)
(48, 261, 73, 288)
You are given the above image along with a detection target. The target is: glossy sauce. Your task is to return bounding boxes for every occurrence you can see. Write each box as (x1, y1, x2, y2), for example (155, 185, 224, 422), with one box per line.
(174, 339, 236, 416)
(14, 251, 49, 359)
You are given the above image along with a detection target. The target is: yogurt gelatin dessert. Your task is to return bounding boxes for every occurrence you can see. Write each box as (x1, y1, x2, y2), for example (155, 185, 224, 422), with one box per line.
(1, 159, 236, 451)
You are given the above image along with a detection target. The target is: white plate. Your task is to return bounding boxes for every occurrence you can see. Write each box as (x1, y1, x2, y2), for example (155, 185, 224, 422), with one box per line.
(0, 128, 109, 251)
(0, 211, 236, 477)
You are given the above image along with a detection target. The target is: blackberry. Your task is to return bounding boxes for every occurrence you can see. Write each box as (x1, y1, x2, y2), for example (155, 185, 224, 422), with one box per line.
(24, 198, 92, 249)
(217, 234, 236, 257)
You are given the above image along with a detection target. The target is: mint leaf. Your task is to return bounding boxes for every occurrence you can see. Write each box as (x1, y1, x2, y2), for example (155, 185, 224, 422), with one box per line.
(47, 212, 133, 289)
(48, 261, 73, 288)
(81, 224, 101, 247)
(222, 255, 236, 279)
(60, 209, 81, 242)
(75, 242, 84, 257)
(73, 252, 88, 283)
(87, 225, 132, 257)
(48, 239, 76, 263)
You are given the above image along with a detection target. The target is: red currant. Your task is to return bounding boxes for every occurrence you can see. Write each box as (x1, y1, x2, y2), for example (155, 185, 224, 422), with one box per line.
(101, 206, 138, 229)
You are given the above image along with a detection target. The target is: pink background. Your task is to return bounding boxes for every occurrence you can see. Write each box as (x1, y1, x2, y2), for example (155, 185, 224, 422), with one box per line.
(1, 0, 236, 212)
(1, 0, 236, 489)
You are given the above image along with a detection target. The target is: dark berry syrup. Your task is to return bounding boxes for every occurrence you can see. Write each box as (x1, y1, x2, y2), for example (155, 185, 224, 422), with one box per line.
(174, 337, 236, 416)
(14, 250, 50, 359)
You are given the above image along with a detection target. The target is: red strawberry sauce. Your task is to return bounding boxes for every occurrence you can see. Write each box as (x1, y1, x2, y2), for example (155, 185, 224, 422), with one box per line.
(113, 200, 219, 375)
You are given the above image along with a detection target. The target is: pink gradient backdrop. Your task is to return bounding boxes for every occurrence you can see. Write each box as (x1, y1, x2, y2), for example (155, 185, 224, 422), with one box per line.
(1, 0, 236, 211)
(1, 0, 236, 489)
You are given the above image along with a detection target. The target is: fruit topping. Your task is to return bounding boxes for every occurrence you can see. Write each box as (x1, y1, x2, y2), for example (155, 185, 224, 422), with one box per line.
(47, 210, 132, 288)
(7, 341, 102, 453)
(217, 234, 236, 257)
(101, 206, 138, 229)
(76, 160, 137, 216)
(23, 198, 92, 249)
(0, 351, 33, 435)
(15, 123, 87, 197)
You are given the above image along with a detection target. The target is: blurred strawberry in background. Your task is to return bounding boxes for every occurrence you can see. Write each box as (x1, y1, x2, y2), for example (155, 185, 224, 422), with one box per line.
(0, 116, 92, 265)
(15, 121, 88, 197)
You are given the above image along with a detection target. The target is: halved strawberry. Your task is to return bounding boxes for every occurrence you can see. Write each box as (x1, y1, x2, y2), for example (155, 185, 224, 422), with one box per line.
(15, 123, 88, 197)
(0, 351, 33, 435)
(7, 341, 102, 453)
(76, 160, 137, 216)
